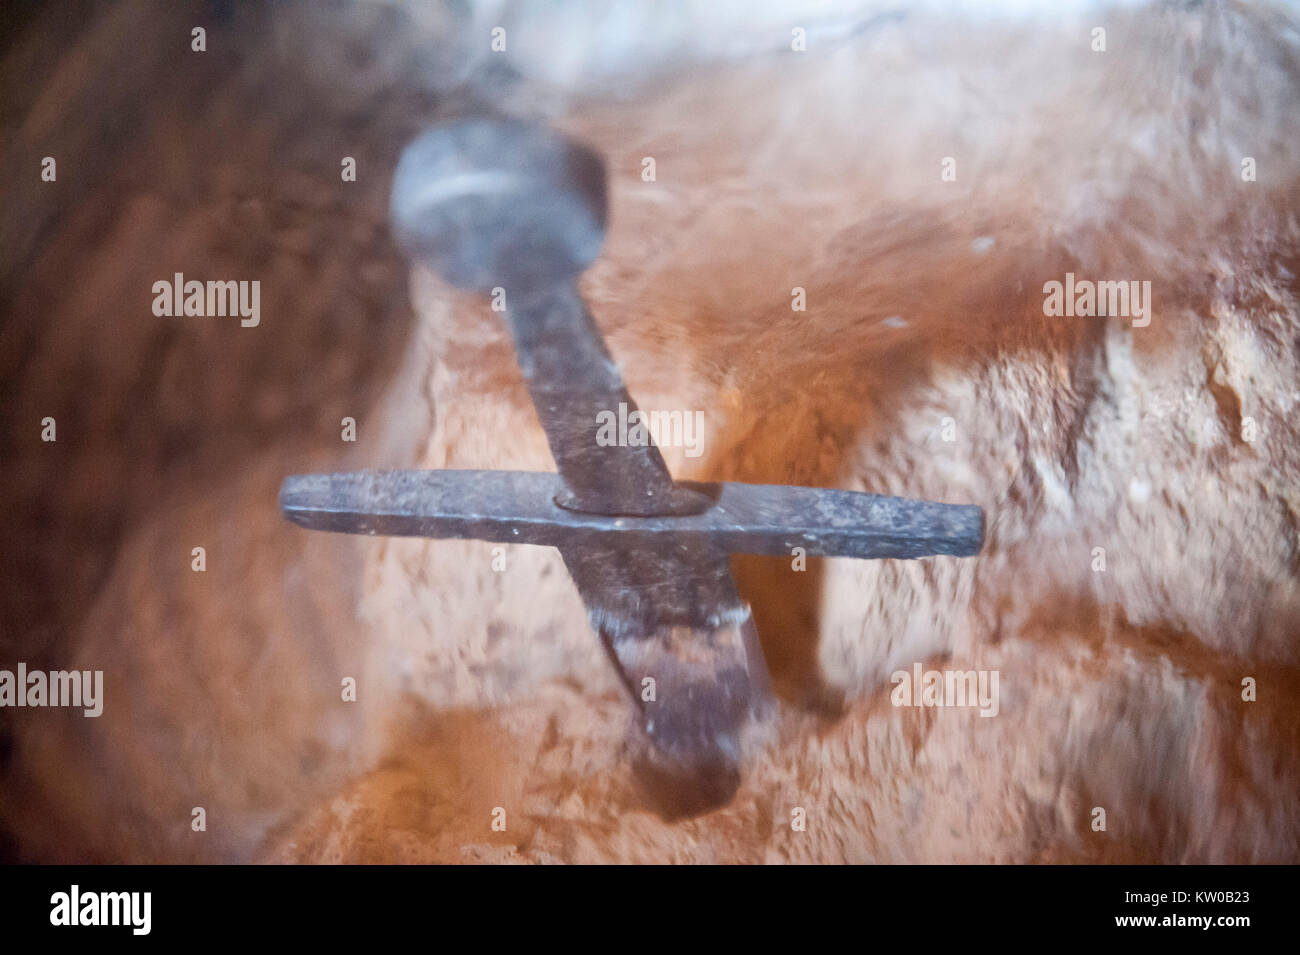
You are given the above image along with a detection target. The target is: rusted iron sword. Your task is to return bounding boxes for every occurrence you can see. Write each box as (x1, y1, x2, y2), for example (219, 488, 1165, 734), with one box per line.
(279, 119, 984, 815)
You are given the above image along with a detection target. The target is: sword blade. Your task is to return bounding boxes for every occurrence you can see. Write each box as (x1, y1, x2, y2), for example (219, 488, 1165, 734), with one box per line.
(560, 539, 767, 814)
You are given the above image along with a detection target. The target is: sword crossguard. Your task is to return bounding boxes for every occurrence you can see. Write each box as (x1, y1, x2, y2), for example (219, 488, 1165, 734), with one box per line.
(282, 119, 985, 816)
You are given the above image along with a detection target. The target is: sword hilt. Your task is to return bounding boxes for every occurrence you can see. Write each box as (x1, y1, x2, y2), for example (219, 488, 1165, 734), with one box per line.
(391, 119, 706, 517)
(287, 118, 987, 817)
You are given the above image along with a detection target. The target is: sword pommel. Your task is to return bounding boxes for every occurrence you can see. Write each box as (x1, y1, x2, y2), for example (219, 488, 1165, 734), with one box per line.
(390, 119, 607, 295)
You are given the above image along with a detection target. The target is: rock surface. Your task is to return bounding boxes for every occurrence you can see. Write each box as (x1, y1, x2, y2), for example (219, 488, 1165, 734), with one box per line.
(4, 1, 1299, 863)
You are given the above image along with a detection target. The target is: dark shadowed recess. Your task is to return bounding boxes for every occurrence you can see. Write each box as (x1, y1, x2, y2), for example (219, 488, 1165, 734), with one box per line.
(0, 0, 511, 861)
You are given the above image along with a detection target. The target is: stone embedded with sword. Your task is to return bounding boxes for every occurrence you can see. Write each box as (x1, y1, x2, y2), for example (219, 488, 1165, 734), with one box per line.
(279, 119, 985, 816)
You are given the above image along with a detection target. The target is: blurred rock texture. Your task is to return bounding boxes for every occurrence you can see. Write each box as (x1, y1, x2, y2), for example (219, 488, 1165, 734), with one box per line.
(2, 0, 1298, 862)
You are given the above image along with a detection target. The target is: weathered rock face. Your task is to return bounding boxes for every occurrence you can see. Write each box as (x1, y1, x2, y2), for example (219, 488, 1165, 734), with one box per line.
(5, 1, 1299, 863)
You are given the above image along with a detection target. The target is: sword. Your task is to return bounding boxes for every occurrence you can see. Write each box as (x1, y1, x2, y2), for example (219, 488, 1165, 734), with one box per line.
(279, 119, 984, 815)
